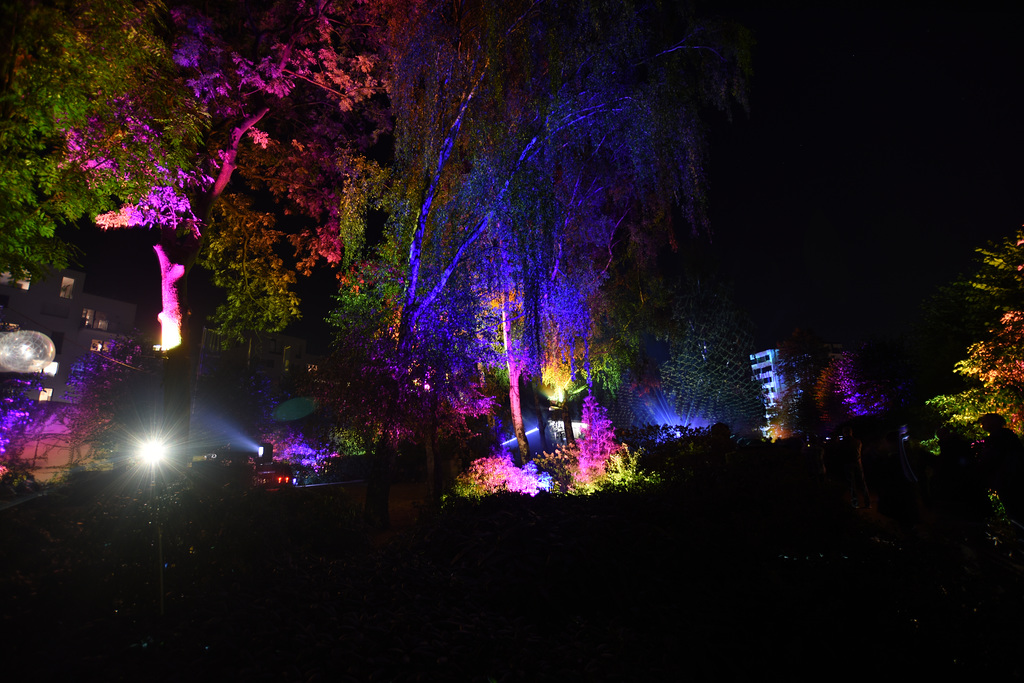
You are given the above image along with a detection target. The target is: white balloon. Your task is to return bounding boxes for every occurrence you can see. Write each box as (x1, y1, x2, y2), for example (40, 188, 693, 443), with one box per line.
(0, 330, 56, 373)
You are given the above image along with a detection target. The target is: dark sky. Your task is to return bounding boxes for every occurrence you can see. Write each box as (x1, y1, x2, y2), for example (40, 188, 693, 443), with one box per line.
(71, 8, 1024, 354)
(707, 8, 1024, 350)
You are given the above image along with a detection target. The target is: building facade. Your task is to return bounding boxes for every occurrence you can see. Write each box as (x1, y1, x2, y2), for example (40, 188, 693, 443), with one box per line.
(749, 348, 783, 408)
(1, 269, 138, 403)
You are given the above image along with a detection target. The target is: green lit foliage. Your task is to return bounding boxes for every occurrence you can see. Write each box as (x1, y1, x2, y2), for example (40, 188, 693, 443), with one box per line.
(917, 229, 1024, 397)
(0, 0, 203, 279)
(199, 193, 301, 342)
(926, 229, 1024, 430)
(931, 311, 1024, 429)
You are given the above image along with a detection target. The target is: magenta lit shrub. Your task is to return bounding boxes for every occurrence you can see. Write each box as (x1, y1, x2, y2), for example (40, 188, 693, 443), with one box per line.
(453, 452, 553, 499)
(574, 395, 618, 485)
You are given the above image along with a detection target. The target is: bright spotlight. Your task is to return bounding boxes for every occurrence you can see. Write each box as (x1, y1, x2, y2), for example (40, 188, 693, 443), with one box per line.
(141, 440, 166, 465)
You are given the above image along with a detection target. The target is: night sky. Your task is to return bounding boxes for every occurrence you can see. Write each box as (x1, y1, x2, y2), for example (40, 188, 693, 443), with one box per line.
(69, 7, 1024, 355)
(709, 8, 1024, 350)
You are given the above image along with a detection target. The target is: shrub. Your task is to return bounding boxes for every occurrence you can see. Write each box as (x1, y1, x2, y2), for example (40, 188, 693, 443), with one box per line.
(451, 452, 552, 500)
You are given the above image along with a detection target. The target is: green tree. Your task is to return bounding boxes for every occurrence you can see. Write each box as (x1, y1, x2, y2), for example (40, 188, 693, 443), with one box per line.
(52, 0, 391, 462)
(0, 0, 203, 280)
(924, 229, 1024, 429)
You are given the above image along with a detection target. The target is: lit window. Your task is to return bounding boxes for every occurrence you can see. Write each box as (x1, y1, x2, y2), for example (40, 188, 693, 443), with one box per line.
(90, 339, 104, 352)
(43, 361, 58, 376)
(38, 388, 53, 401)
(81, 308, 94, 328)
(94, 311, 109, 330)
(60, 277, 75, 299)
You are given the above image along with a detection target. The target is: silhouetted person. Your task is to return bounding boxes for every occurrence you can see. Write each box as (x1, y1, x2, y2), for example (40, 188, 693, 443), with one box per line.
(802, 435, 826, 483)
(935, 425, 979, 518)
(873, 430, 918, 528)
(841, 426, 870, 508)
(976, 413, 1024, 521)
(710, 422, 732, 458)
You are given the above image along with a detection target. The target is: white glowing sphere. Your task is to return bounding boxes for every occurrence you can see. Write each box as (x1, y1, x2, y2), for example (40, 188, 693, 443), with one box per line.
(0, 330, 56, 373)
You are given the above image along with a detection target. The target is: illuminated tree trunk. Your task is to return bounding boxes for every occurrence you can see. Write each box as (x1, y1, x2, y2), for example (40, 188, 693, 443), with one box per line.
(153, 223, 200, 465)
(150, 109, 269, 463)
(562, 396, 576, 445)
(502, 300, 529, 465)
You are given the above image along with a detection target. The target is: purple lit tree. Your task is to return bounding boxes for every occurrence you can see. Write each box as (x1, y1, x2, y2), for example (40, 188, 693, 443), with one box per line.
(814, 339, 914, 432)
(373, 0, 750, 462)
(0, 375, 43, 467)
(62, 332, 159, 464)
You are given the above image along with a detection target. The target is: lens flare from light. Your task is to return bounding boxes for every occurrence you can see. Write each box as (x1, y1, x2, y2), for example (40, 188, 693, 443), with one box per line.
(141, 440, 166, 465)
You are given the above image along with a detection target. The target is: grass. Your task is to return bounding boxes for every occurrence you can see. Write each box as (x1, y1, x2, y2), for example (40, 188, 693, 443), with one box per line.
(2, 449, 1024, 680)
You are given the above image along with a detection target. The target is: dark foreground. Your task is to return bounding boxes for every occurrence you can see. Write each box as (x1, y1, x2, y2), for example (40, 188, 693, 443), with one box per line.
(3, 450, 1024, 681)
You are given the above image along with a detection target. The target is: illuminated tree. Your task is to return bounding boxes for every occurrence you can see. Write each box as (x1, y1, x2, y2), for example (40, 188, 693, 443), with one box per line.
(0, 0, 203, 280)
(815, 339, 914, 432)
(0, 375, 43, 465)
(924, 229, 1024, 430)
(62, 332, 160, 463)
(43, 0, 390, 459)
(375, 0, 750, 461)
(917, 230, 1024, 398)
(316, 258, 494, 524)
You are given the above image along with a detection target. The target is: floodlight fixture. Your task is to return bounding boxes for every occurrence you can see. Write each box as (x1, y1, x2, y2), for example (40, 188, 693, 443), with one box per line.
(140, 440, 166, 465)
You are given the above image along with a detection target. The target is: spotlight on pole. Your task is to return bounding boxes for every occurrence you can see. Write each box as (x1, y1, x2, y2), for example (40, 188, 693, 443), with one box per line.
(140, 440, 166, 465)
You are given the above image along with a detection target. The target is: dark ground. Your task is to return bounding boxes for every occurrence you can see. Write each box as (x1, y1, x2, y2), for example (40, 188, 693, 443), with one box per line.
(2, 448, 1024, 681)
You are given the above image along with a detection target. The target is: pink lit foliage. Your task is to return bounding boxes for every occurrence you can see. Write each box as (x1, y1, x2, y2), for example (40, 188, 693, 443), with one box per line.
(82, 1, 386, 352)
(575, 395, 618, 483)
(456, 397, 640, 499)
(455, 453, 552, 499)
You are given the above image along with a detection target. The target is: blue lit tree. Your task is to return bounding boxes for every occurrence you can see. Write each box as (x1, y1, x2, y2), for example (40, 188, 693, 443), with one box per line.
(316, 258, 494, 523)
(0, 374, 43, 471)
(62, 332, 160, 465)
(373, 0, 750, 463)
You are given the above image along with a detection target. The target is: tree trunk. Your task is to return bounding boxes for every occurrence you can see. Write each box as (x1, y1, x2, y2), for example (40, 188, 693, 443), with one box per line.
(531, 378, 550, 453)
(424, 389, 443, 504)
(507, 365, 529, 465)
(501, 298, 529, 464)
(364, 437, 394, 529)
(154, 224, 200, 467)
(562, 396, 575, 445)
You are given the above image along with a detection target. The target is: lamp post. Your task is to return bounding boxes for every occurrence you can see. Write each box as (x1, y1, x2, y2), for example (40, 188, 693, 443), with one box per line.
(141, 440, 166, 616)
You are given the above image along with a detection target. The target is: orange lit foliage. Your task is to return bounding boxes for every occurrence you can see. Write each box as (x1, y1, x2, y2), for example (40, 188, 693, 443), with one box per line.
(954, 311, 1024, 426)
